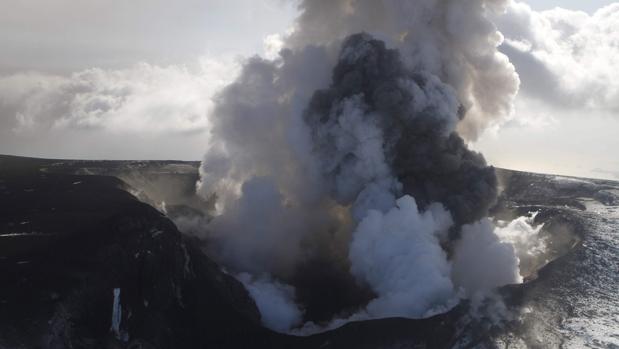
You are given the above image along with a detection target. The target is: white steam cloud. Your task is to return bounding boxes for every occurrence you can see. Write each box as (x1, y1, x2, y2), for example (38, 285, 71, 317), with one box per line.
(452, 219, 522, 299)
(238, 273, 303, 332)
(349, 196, 456, 318)
(452, 214, 545, 314)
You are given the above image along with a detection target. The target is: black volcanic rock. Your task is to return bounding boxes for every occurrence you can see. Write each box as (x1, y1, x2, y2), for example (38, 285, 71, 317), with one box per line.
(0, 156, 269, 348)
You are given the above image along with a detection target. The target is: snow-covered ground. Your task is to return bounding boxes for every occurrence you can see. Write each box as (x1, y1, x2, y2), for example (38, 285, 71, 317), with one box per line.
(558, 200, 619, 348)
(498, 181, 619, 348)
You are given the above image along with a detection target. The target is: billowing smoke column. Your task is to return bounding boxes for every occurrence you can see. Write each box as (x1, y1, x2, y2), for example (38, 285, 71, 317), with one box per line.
(197, 0, 529, 333)
(299, 32, 498, 321)
(304, 34, 497, 227)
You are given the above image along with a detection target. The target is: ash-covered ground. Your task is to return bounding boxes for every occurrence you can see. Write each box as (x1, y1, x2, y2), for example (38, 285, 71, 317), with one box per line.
(0, 155, 617, 349)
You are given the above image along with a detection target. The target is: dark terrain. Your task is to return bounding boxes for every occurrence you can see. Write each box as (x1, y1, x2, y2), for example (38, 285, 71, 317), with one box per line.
(0, 155, 617, 348)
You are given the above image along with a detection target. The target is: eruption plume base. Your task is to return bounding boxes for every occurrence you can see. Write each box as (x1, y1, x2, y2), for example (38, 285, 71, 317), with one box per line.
(195, 0, 531, 333)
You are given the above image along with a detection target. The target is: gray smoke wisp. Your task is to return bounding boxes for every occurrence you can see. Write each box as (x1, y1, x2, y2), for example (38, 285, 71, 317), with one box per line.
(195, 0, 536, 333)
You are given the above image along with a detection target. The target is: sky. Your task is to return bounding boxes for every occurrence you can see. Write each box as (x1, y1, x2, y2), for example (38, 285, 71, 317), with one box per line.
(0, 0, 617, 180)
(0, 0, 297, 74)
(529, 0, 615, 13)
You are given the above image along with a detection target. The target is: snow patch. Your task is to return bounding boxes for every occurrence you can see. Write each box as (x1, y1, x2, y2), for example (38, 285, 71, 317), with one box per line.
(110, 288, 126, 341)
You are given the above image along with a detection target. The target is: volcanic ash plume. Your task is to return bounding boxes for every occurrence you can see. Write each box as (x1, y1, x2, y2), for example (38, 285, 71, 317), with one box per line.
(304, 34, 497, 227)
(301, 33, 499, 323)
(196, 0, 532, 333)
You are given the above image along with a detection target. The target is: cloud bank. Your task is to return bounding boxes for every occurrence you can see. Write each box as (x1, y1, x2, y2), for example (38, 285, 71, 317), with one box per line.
(496, 1, 619, 112)
(0, 58, 238, 159)
(474, 1, 619, 180)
